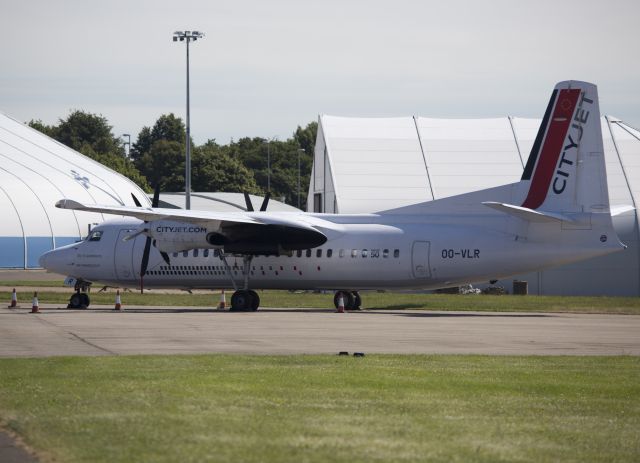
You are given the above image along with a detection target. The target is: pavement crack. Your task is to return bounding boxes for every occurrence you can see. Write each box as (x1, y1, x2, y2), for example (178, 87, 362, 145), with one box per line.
(31, 314, 117, 355)
(66, 331, 117, 355)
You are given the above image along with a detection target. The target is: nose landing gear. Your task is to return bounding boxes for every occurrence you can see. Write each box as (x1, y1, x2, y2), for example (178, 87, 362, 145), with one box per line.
(68, 280, 91, 309)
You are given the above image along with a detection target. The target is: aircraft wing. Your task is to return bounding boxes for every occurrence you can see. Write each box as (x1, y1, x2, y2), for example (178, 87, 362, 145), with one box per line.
(56, 199, 259, 224)
(55, 199, 327, 253)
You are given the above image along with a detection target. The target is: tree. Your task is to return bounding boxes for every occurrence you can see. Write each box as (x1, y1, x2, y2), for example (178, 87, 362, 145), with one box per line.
(294, 121, 318, 155)
(55, 110, 124, 156)
(136, 140, 185, 191)
(192, 141, 260, 193)
(131, 114, 186, 161)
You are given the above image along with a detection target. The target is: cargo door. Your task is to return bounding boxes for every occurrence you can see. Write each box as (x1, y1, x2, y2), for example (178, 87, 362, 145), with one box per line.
(114, 229, 136, 281)
(411, 241, 431, 279)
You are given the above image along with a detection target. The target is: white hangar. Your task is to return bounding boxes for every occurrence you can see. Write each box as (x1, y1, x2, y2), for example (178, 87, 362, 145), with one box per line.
(0, 112, 151, 268)
(308, 115, 640, 296)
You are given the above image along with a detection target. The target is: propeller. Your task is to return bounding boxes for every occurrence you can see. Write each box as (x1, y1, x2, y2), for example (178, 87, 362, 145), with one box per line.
(244, 192, 270, 212)
(136, 185, 170, 293)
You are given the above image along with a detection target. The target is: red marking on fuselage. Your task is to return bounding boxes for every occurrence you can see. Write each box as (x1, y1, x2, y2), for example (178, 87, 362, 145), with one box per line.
(521, 88, 580, 209)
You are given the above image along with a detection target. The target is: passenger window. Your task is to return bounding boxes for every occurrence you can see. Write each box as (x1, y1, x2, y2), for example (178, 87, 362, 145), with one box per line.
(362, 249, 368, 258)
(339, 249, 345, 258)
(383, 249, 389, 258)
(88, 230, 102, 242)
(327, 249, 333, 258)
(182, 251, 188, 257)
(394, 249, 400, 258)
(316, 249, 322, 258)
(351, 249, 358, 258)
(173, 252, 178, 258)
(193, 249, 199, 257)
(204, 249, 209, 257)
(306, 249, 312, 258)
(297, 250, 302, 258)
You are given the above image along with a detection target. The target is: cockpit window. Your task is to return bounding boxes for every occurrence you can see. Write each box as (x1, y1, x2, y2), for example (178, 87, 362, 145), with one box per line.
(88, 230, 103, 242)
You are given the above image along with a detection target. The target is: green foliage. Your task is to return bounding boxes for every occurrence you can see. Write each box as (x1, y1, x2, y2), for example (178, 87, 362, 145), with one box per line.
(29, 110, 318, 206)
(192, 141, 261, 193)
(137, 140, 185, 191)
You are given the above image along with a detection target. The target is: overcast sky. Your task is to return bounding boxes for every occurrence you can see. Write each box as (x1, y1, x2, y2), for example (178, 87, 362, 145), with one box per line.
(1, 0, 638, 144)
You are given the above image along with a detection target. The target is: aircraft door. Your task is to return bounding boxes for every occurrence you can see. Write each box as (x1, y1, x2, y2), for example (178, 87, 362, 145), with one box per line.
(114, 229, 136, 281)
(412, 241, 431, 279)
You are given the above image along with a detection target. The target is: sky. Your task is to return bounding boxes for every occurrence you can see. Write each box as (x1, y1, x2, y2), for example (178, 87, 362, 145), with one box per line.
(1, 0, 639, 145)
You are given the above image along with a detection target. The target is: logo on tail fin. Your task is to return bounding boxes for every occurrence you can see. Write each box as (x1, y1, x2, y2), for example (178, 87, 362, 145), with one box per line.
(520, 86, 595, 210)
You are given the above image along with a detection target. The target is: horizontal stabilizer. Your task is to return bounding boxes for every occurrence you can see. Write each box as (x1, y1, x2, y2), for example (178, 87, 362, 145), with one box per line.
(482, 202, 572, 223)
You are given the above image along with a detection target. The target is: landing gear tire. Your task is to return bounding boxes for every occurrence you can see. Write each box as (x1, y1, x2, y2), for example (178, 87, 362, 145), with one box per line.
(68, 292, 90, 309)
(231, 290, 259, 311)
(351, 291, 362, 310)
(334, 291, 355, 310)
(248, 290, 260, 311)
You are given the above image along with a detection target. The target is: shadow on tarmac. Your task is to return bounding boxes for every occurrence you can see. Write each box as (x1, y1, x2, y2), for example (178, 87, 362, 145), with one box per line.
(28, 306, 551, 318)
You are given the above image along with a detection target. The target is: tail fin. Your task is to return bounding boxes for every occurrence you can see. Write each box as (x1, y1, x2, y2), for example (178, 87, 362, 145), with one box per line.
(520, 80, 609, 214)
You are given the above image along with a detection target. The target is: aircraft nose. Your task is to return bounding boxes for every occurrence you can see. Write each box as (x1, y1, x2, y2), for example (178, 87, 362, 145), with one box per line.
(38, 251, 49, 268)
(39, 246, 76, 274)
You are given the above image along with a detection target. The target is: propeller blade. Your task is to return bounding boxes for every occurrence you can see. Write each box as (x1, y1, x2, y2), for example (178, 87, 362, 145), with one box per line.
(152, 184, 161, 208)
(244, 192, 254, 212)
(140, 236, 152, 293)
(259, 192, 271, 212)
(160, 251, 171, 266)
(131, 193, 142, 207)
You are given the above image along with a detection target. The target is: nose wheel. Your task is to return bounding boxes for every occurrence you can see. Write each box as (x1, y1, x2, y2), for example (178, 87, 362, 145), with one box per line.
(230, 290, 260, 311)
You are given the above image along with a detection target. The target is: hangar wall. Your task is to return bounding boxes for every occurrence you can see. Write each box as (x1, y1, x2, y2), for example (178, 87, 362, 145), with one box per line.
(0, 111, 151, 269)
(308, 114, 640, 296)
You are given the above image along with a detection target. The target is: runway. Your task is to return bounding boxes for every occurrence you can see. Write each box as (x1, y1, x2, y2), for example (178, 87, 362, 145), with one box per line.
(1, 305, 639, 357)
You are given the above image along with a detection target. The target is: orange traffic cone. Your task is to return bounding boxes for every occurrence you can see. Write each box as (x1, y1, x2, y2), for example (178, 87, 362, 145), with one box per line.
(8, 288, 18, 308)
(114, 290, 122, 311)
(31, 292, 40, 313)
(336, 293, 345, 313)
(217, 290, 226, 310)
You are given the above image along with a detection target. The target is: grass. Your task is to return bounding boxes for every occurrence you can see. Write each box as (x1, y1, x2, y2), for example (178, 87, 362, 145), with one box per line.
(0, 280, 63, 287)
(0, 355, 638, 463)
(3, 290, 640, 314)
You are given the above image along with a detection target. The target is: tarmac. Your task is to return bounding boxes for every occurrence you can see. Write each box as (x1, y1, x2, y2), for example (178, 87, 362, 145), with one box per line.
(2, 304, 639, 357)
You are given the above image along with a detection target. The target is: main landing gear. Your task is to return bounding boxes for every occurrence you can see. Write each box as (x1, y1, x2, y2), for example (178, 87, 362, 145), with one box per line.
(333, 291, 362, 310)
(220, 252, 260, 311)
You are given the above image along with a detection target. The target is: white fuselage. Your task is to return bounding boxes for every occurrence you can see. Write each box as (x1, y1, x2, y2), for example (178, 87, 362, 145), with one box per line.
(41, 209, 619, 292)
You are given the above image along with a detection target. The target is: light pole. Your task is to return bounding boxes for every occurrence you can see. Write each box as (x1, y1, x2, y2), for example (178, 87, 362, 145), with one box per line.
(264, 136, 277, 192)
(122, 133, 130, 158)
(297, 148, 304, 210)
(173, 30, 204, 210)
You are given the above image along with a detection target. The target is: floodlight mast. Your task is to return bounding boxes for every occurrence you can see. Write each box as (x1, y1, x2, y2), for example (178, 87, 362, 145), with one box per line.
(172, 30, 205, 210)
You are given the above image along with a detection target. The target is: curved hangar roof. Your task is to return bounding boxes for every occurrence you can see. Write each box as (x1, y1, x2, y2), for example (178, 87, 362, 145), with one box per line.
(0, 111, 151, 268)
(309, 114, 640, 296)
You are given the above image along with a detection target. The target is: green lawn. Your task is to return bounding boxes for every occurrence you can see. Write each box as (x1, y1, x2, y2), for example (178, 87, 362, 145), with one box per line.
(0, 355, 638, 462)
(3, 290, 640, 314)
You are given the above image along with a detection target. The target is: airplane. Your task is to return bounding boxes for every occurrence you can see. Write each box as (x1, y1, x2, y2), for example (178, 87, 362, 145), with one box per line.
(39, 80, 631, 311)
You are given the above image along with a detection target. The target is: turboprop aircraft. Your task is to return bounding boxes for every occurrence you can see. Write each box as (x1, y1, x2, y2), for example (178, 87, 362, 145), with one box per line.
(40, 81, 630, 311)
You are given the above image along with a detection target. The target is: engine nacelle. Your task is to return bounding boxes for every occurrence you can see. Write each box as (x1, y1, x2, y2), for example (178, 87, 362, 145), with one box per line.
(149, 220, 212, 253)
